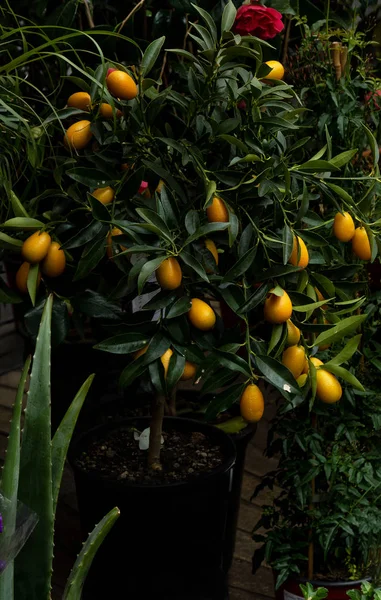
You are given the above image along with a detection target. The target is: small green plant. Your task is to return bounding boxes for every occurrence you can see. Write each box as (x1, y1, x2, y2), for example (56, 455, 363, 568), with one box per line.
(0, 295, 119, 600)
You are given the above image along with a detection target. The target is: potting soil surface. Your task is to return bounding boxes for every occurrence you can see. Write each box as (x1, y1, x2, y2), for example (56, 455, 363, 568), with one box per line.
(75, 427, 224, 484)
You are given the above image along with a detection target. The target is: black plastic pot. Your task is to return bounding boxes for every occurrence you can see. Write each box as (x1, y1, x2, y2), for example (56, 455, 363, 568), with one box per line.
(223, 421, 256, 571)
(70, 417, 236, 600)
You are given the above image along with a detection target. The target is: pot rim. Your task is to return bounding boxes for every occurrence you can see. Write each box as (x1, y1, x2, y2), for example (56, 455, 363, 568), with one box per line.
(289, 576, 371, 588)
(69, 416, 237, 491)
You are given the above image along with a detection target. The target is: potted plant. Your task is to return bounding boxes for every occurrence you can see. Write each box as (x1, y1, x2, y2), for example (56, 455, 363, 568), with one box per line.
(1, 1, 380, 597)
(0, 295, 119, 600)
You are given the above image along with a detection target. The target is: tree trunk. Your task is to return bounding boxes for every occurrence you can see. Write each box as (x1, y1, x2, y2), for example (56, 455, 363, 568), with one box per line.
(148, 394, 165, 471)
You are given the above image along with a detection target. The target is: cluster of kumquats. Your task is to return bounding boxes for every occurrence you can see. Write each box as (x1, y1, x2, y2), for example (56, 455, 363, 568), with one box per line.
(241, 211, 373, 424)
(15, 231, 66, 294)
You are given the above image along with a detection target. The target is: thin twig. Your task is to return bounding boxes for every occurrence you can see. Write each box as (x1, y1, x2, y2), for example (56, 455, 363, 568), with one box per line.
(157, 52, 167, 90)
(83, 0, 95, 29)
(118, 0, 145, 35)
(282, 16, 292, 65)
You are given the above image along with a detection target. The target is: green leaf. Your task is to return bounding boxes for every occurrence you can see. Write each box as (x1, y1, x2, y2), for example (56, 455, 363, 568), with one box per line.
(2, 217, 44, 230)
(313, 315, 367, 348)
(325, 182, 353, 204)
(0, 357, 31, 600)
(293, 298, 333, 312)
(138, 256, 166, 293)
(238, 284, 269, 314)
(166, 297, 192, 319)
(329, 149, 357, 168)
(88, 194, 111, 222)
(0, 232, 23, 251)
(222, 247, 257, 283)
(185, 210, 200, 235)
(192, 4, 217, 41)
(141, 36, 166, 77)
(142, 160, 185, 199)
(282, 224, 293, 265)
(268, 324, 285, 355)
(296, 160, 339, 172)
(214, 350, 252, 377)
(136, 208, 172, 240)
(321, 364, 364, 391)
(183, 222, 229, 246)
(10, 191, 29, 218)
(119, 358, 148, 389)
(16, 296, 54, 600)
(361, 123, 379, 168)
(51, 375, 94, 512)
(27, 263, 40, 307)
(73, 236, 106, 281)
(325, 335, 361, 367)
(66, 168, 113, 187)
(260, 265, 300, 280)
(62, 221, 107, 249)
(205, 383, 245, 421)
(180, 250, 209, 282)
(166, 351, 186, 390)
(63, 507, 120, 600)
(255, 355, 301, 397)
(94, 334, 149, 354)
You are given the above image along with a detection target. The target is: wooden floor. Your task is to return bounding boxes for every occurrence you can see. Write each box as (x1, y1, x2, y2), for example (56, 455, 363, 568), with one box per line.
(0, 361, 278, 600)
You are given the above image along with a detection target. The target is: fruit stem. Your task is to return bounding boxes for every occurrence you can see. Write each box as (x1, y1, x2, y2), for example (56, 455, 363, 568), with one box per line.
(148, 393, 165, 471)
(243, 281, 256, 379)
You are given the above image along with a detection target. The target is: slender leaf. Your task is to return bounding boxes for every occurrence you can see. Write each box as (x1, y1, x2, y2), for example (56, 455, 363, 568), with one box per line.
(16, 296, 54, 600)
(141, 36, 166, 77)
(51, 375, 94, 512)
(63, 507, 120, 600)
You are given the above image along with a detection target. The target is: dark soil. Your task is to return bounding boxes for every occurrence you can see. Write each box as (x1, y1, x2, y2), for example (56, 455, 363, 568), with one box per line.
(75, 427, 224, 485)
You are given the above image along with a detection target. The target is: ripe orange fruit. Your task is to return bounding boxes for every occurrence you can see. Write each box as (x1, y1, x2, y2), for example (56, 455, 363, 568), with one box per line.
(16, 262, 41, 294)
(106, 227, 127, 258)
(302, 359, 309, 374)
(297, 373, 308, 387)
(264, 60, 285, 80)
(41, 242, 66, 277)
(106, 70, 138, 100)
(310, 357, 323, 368)
(156, 257, 182, 290)
(67, 92, 91, 111)
(289, 235, 309, 269)
(64, 120, 93, 150)
(99, 103, 122, 119)
(333, 212, 355, 242)
(315, 364, 342, 404)
(206, 196, 229, 223)
(181, 361, 197, 381)
(22, 231, 51, 264)
(92, 186, 115, 205)
(204, 239, 219, 265)
(286, 320, 300, 346)
(282, 345, 306, 379)
(240, 384, 264, 423)
(133, 345, 148, 360)
(160, 348, 173, 378)
(188, 298, 216, 331)
(264, 289, 292, 324)
(352, 227, 371, 261)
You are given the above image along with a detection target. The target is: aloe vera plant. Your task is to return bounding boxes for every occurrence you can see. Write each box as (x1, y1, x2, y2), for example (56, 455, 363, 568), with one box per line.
(0, 294, 119, 599)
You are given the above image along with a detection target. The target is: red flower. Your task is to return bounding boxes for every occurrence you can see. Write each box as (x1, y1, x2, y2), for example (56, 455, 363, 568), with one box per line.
(233, 4, 284, 40)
